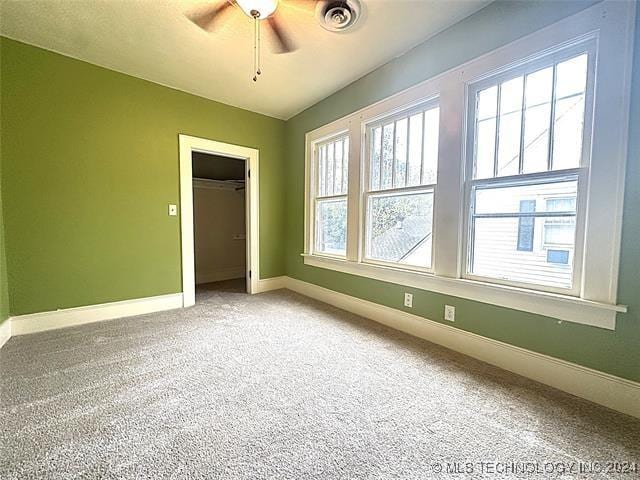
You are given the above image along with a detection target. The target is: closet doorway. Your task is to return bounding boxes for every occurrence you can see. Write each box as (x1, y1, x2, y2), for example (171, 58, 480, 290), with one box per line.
(193, 152, 247, 296)
(179, 135, 259, 307)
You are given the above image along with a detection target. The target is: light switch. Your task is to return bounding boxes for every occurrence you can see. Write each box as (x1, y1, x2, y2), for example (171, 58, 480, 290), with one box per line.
(168, 204, 177, 216)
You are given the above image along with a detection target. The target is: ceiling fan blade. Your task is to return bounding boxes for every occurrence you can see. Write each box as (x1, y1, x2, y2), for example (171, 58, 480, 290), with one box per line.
(266, 15, 297, 53)
(186, 1, 234, 32)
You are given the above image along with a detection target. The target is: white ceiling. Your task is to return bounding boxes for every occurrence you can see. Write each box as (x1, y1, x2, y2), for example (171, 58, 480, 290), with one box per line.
(0, 0, 490, 119)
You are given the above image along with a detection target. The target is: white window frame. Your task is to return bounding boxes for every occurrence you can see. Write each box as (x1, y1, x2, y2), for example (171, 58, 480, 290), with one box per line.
(361, 99, 439, 273)
(302, 1, 634, 330)
(462, 40, 595, 297)
(311, 131, 350, 258)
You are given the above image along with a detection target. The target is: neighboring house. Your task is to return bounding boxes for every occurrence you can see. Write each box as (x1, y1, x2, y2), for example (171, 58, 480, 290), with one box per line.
(366, 182, 576, 290)
(471, 182, 577, 289)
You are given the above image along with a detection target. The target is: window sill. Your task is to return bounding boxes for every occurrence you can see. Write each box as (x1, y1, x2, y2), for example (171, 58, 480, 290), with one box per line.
(301, 254, 626, 330)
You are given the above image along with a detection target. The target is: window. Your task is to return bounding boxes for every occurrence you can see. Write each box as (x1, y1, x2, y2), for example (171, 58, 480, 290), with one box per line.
(517, 200, 535, 251)
(547, 249, 569, 265)
(466, 48, 590, 292)
(314, 135, 349, 256)
(364, 103, 439, 269)
(303, 1, 632, 330)
(543, 197, 576, 246)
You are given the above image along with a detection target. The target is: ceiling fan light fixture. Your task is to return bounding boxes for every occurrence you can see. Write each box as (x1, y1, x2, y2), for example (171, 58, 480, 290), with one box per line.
(236, 0, 278, 19)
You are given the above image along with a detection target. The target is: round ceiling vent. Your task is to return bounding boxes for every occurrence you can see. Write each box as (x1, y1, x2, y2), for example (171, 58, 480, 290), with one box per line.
(316, 0, 362, 33)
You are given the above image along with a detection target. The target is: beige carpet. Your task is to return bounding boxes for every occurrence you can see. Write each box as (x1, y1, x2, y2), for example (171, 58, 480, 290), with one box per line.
(1, 279, 639, 479)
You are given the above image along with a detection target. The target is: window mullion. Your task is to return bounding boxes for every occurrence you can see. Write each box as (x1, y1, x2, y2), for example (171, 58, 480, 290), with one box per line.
(420, 111, 426, 184)
(547, 64, 558, 171)
(324, 146, 329, 197)
(330, 142, 336, 196)
(378, 127, 383, 191)
(405, 117, 410, 186)
(346, 120, 361, 262)
(517, 74, 528, 174)
(340, 138, 349, 193)
(391, 121, 397, 188)
(493, 84, 502, 178)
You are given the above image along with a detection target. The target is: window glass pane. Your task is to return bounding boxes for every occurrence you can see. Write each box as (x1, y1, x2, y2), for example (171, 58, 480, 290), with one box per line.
(523, 67, 553, 173)
(407, 113, 423, 186)
(546, 197, 576, 212)
(326, 142, 334, 196)
(342, 137, 349, 193)
(500, 76, 524, 113)
(475, 85, 498, 180)
(555, 54, 587, 99)
(371, 127, 382, 190)
(318, 136, 349, 197)
(471, 180, 577, 289)
(525, 66, 553, 107)
(547, 249, 569, 264)
(552, 95, 585, 170)
(369, 105, 439, 190)
(475, 118, 496, 179)
(496, 76, 523, 177)
(366, 191, 433, 268)
(316, 198, 347, 256)
(477, 86, 498, 121)
(544, 222, 575, 245)
(381, 123, 394, 189)
(394, 118, 408, 188)
(334, 139, 343, 195)
(471, 216, 574, 289)
(552, 54, 587, 171)
(475, 179, 577, 215)
(318, 145, 326, 196)
(423, 107, 439, 184)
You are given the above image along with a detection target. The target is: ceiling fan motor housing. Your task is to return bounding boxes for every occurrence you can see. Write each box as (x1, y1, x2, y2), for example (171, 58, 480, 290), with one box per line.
(316, 0, 362, 32)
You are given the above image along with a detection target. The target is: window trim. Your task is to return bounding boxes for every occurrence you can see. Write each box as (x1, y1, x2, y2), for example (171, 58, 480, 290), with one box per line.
(462, 40, 595, 296)
(302, 0, 634, 330)
(360, 98, 440, 271)
(312, 132, 350, 257)
(305, 124, 350, 258)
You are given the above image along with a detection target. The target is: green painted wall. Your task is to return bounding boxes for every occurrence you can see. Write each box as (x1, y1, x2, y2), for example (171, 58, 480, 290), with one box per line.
(0, 159, 8, 324)
(284, 0, 640, 382)
(0, 51, 8, 323)
(0, 37, 286, 316)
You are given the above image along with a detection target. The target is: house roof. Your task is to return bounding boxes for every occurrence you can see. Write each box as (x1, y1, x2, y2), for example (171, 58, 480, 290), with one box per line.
(370, 214, 432, 262)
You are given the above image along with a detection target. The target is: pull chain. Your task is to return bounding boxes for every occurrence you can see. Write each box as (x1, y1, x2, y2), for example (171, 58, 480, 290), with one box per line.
(257, 15, 261, 77)
(252, 11, 261, 82)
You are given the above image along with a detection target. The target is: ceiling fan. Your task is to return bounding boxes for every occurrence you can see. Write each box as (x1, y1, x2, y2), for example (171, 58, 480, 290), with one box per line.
(186, 0, 317, 81)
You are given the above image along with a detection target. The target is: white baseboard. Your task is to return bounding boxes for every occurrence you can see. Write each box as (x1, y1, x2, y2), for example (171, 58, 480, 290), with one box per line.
(284, 276, 640, 419)
(9, 293, 184, 336)
(0, 319, 11, 349)
(196, 266, 245, 285)
(254, 276, 288, 293)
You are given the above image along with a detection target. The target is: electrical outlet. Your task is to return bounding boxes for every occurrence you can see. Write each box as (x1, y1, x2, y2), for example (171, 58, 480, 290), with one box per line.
(404, 293, 413, 308)
(444, 305, 455, 322)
